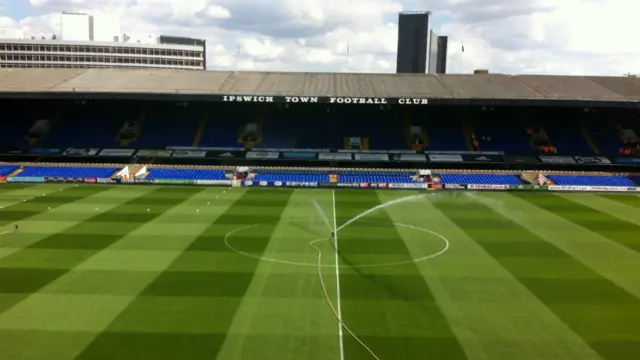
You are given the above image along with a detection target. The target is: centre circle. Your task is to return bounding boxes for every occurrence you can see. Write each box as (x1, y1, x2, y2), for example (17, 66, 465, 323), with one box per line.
(224, 219, 449, 267)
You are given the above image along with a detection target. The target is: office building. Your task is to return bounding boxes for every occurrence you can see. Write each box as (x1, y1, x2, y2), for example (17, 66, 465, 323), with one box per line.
(435, 36, 448, 74)
(396, 11, 430, 74)
(0, 12, 205, 70)
(428, 30, 438, 74)
(428, 32, 448, 74)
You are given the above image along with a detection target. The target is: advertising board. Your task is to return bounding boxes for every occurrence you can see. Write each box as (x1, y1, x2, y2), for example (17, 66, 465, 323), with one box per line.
(284, 182, 318, 187)
(64, 148, 99, 156)
(30, 148, 61, 155)
(395, 154, 426, 162)
(195, 180, 232, 186)
(153, 179, 191, 185)
(99, 149, 135, 157)
(43, 177, 81, 183)
(387, 183, 427, 189)
(614, 157, 640, 164)
(246, 151, 280, 159)
(444, 184, 467, 189)
(548, 185, 629, 192)
(539, 156, 576, 164)
(136, 150, 173, 157)
(467, 184, 509, 190)
(573, 156, 611, 164)
(282, 152, 316, 159)
(318, 153, 352, 160)
(172, 150, 207, 158)
(354, 153, 389, 161)
(428, 154, 462, 162)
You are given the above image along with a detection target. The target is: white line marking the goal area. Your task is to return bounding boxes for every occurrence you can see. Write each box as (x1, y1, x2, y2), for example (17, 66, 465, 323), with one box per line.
(332, 190, 345, 360)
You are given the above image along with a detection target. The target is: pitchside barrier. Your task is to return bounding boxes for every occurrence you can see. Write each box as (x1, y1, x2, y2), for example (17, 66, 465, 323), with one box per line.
(2, 176, 639, 192)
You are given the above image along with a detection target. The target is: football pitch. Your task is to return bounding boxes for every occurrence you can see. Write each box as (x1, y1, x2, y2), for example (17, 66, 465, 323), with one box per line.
(0, 183, 639, 360)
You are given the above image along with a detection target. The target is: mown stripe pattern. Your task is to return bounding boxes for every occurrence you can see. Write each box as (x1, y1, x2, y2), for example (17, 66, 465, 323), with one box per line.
(75, 188, 294, 360)
(0, 184, 638, 360)
(336, 191, 468, 360)
(434, 193, 640, 360)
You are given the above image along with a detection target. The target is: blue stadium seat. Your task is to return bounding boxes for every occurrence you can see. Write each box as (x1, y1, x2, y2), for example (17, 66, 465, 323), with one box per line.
(134, 107, 200, 148)
(18, 167, 118, 178)
(540, 120, 593, 154)
(0, 165, 19, 176)
(146, 169, 227, 180)
(440, 173, 521, 185)
(549, 175, 636, 187)
(252, 174, 328, 182)
(252, 169, 418, 184)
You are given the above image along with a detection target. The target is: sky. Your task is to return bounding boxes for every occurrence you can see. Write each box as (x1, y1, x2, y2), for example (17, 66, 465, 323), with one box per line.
(0, 0, 639, 75)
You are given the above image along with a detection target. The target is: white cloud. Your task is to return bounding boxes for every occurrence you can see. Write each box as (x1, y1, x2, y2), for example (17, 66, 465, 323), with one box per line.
(1, 0, 638, 75)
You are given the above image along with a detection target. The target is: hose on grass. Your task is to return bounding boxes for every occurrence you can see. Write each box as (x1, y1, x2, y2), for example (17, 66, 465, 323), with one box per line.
(309, 238, 381, 360)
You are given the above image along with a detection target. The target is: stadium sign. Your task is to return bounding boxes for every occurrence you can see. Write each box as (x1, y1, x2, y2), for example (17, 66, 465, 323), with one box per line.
(221, 95, 428, 105)
(444, 184, 467, 189)
(549, 185, 629, 192)
(467, 184, 509, 190)
(539, 156, 576, 164)
(573, 156, 611, 164)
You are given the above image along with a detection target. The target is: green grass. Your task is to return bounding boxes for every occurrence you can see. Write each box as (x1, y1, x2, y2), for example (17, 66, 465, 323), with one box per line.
(0, 184, 639, 360)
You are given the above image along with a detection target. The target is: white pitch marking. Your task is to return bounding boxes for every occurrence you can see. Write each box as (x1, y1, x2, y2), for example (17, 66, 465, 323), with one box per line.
(224, 220, 449, 268)
(332, 190, 345, 360)
(0, 198, 34, 209)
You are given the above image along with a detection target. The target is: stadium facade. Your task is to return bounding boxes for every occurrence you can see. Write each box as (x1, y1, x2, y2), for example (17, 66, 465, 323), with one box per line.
(396, 12, 430, 74)
(0, 12, 205, 70)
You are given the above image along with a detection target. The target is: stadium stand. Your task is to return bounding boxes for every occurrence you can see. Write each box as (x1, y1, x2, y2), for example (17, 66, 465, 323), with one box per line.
(1, 100, 58, 148)
(421, 119, 466, 151)
(473, 113, 532, 153)
(547, 175, 637, 187)
(541, 117, 593, 154)
(584, 120, 621, 154)
(17, 166, 118, 178)
(0, 165, 19, 176)
(439, 173, 522, 185)
(199, 119, 242, 148)
(145, 168, 227, 180)
(1, 69, 639, 191)
(252, 173, 327, 183)
(250, 168, 420, 183)
(133, 105, 200, 148)
(39, 103, 123, 147)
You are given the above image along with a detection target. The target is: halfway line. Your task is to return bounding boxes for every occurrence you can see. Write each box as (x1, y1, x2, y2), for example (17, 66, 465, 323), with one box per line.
(332, 190, 345, 360)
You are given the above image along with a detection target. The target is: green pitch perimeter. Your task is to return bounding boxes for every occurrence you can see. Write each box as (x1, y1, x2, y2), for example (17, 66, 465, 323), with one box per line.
(0, 184, 639, 360)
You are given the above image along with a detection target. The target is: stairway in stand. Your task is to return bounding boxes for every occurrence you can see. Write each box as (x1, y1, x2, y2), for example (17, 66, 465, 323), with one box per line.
(192, 112, 208, 147)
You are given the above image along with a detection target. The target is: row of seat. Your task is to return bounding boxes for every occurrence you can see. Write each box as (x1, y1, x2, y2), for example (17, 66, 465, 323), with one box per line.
(257, 169, 413, 176)
(0, 166, 638, 187)
(145, 169, 227, 180)
(0, 165, 19, 176)
(5, 99, 635, 154)
(549, 175, 636, 187)
(18, 167, 118, 178)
